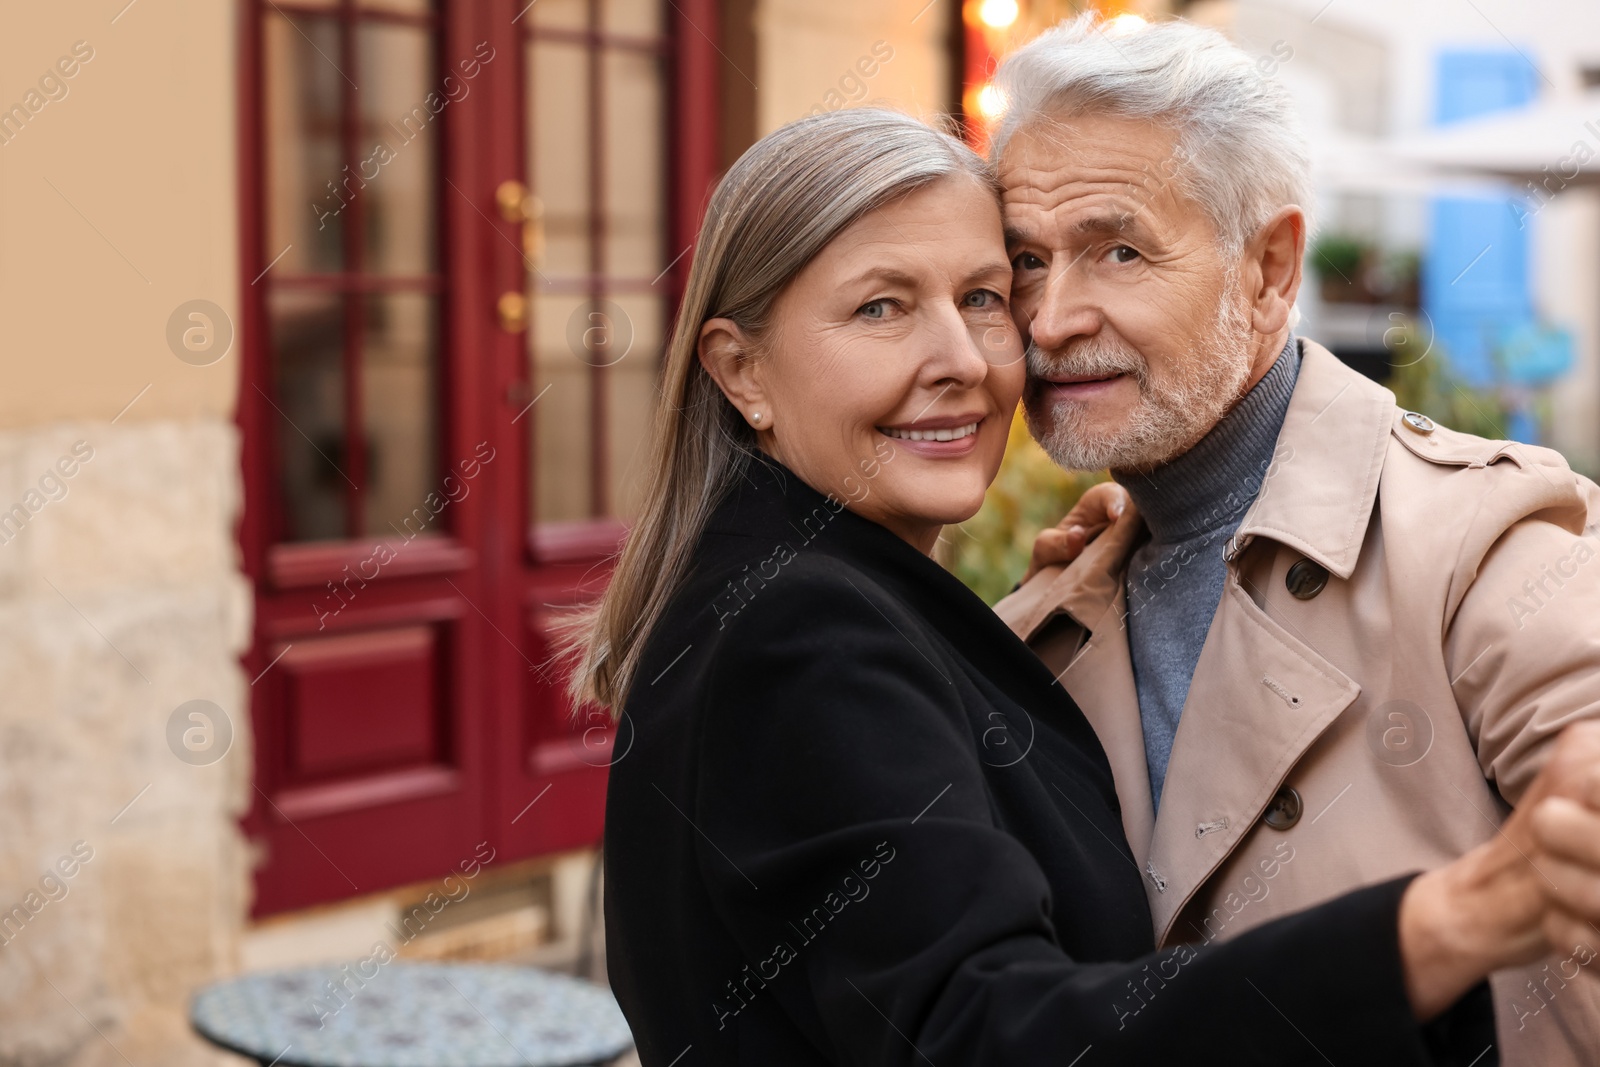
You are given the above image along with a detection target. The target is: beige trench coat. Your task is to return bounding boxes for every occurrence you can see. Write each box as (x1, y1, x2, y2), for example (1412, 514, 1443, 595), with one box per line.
(997, 339, 1600, 1064)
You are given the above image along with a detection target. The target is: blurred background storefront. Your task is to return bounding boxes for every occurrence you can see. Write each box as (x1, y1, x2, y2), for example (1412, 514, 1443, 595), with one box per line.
(2, 0, 1599, 1064)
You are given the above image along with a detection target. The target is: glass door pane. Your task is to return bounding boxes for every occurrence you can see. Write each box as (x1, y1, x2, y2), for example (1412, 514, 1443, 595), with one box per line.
(602, 50, 663, 273)
(270, 289, 346, 542)
(265, 12, 343, 277)
(604, 294, 663, 520)
(362, 292, 440, 536)
(357, 21, 439, 275)
(262, 0, 443, 543)
(523, 1, 668, 526)
(604, 0, 662, 36)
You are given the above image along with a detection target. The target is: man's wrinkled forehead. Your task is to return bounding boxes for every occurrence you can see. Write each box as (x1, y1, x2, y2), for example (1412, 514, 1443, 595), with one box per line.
(996, 114, 1202, 237)
(999, 113, 1185, 186)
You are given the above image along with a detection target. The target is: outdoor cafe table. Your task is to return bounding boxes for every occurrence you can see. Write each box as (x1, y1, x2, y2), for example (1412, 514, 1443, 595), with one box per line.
(190, 962, 635, 1067)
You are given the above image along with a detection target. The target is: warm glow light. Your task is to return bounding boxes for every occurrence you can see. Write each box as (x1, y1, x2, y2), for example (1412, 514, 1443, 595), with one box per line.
(978, 0, 1019, 29)
(976, 83, 1008, 120)
(1107, 13, 1148, 34)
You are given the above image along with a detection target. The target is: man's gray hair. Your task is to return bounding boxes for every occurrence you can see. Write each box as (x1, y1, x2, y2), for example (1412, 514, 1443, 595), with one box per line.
(992, 14, 1316, 254)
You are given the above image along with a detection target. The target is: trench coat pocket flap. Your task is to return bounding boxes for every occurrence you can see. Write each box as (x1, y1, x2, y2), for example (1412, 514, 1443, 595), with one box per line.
(1145, 579, 1360, 942)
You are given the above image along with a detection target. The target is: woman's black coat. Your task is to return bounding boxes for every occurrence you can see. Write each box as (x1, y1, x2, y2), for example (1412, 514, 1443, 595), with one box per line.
(604, 455, 1490, 1066)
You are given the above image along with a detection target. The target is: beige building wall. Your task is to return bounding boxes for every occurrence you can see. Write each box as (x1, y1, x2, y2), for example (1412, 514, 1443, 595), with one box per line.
(755, 0, 952, 134)
(0, 1, 242, 429)
(0, 2, 249, 1065)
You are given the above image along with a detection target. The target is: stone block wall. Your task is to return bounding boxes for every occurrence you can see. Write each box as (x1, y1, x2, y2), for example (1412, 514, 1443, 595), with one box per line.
(0, 417, 252, 1067)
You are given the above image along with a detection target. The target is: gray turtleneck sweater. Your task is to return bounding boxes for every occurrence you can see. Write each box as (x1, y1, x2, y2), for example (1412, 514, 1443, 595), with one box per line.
(1118, 335, 1300, 811)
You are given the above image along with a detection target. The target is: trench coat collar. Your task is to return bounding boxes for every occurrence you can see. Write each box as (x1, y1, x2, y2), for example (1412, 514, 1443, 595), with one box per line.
(991, 502, 1147, 643)
(1230, 338, 1395, 580)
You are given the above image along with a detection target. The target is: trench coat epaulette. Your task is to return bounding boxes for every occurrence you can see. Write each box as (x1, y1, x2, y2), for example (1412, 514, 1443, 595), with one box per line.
(1387, 406, 1576, 480)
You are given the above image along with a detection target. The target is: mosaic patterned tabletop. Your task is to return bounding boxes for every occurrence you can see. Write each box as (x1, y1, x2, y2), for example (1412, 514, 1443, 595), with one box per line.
(190, 962, 635, 1067)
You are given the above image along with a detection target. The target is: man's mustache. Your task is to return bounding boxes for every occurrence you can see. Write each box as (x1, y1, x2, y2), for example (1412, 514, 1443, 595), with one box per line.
(1024, 338, 1148, 385)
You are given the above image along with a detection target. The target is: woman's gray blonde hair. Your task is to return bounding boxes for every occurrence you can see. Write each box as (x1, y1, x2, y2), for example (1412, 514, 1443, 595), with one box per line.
(991, 13, 1317, 254)
(561, 107, 995, 711)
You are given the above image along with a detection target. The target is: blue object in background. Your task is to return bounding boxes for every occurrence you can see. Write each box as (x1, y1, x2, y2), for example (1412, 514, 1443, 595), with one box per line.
(1432, 50, 1540, 125)
(1501, 323, 1574, 448)
(1423, 50, 1541, 434)
(1499, 322, 1574, 386)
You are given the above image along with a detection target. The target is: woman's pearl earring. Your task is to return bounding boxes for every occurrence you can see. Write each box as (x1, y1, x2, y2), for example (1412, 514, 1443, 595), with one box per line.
(751, 412, 763, 425)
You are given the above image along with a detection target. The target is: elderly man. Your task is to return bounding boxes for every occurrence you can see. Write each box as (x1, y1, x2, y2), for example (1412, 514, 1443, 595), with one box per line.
(993, 15, 1600, 1064)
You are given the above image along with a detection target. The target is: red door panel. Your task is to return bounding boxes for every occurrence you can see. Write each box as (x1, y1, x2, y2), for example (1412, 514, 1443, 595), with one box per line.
(249, 585, 482, 911)
(281, 626, 443, 778)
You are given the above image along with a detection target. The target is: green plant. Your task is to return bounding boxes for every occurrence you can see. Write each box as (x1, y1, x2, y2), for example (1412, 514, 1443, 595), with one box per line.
(944, 409, 1107, 604)
(1311, 234, 1367, 281)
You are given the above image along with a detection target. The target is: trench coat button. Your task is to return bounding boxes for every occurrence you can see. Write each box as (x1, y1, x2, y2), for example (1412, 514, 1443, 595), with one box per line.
(1402, 411, 1436, 434)
(1262, 787, 1303, 831)
(1285, 558, 1329, 600)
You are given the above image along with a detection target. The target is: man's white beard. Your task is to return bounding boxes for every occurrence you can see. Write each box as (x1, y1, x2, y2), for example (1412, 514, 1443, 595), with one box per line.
(1023, 285, 1255, 473)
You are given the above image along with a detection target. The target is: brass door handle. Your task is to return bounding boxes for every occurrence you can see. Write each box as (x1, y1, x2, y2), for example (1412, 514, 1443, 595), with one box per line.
(495, 179, 529, 220)
(494, 179, 542, 333)
(497, 291, 528, 333)
(495, 179, 545, 267)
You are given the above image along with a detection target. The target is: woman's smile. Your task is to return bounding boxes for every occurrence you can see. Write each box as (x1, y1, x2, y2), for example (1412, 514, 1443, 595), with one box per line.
(877, 414, 987, 457)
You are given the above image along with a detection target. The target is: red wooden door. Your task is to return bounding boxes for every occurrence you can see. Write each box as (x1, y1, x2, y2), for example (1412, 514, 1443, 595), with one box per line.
(238, 0, 718, 916)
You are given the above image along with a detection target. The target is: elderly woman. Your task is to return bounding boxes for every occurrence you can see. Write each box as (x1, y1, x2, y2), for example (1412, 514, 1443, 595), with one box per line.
(562, 108, 1600, 1065)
